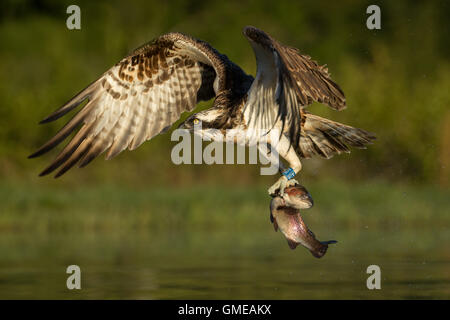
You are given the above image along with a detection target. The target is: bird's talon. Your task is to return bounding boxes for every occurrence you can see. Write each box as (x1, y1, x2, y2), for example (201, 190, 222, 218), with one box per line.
(287, 179, 299, 188)
(269, 176, 298, 196)
(268, 177, 300, 196)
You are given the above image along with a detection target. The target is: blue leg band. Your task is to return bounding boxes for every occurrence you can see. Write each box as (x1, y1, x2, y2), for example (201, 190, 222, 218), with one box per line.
(282, 167, 296, 180)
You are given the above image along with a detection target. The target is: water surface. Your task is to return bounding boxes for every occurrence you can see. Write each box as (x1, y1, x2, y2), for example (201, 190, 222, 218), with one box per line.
(1, 227, 448, 299)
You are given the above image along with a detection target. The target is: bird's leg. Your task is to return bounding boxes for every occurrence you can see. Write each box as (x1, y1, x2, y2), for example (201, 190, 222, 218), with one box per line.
(257, 142, 286, 174)
(267, 135, 302, 196)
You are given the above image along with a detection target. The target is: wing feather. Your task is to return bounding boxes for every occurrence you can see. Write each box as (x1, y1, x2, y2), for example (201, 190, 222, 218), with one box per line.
(39, 81, 100, 124)
(30, 32, 228, 177)
(277, 46, 346, 110)
(54, 137, 94, 177)
(242, 26, 346, 148)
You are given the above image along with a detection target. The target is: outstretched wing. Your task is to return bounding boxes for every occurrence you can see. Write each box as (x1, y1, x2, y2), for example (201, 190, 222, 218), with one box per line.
(29, 32, 229, 177)
(241, 26, 346, 147)
(271, 44, 346, 111)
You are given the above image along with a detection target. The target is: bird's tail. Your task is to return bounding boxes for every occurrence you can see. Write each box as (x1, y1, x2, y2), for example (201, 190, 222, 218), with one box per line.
(296, 113, 376, 159)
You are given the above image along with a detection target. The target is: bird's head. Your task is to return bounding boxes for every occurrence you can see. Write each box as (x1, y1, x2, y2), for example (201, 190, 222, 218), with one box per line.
(178, 109, 225, 132)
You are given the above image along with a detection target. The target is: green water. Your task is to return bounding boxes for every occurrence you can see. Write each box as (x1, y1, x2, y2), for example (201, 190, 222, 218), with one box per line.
(0, 181, 448, 299)
(1, 227, 448, 299)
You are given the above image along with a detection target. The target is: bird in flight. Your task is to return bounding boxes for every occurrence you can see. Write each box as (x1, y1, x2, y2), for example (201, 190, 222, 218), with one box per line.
(29, 26, 375, 195)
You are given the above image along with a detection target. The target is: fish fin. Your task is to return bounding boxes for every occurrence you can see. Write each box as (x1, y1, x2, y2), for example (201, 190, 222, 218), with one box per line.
(310, 240, 337, 258)
(273, 218, 278, 232)
(321, 240, 338, 245)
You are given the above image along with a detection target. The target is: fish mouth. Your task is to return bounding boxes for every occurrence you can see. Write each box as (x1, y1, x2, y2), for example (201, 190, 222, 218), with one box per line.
(282, 185, 314, 210)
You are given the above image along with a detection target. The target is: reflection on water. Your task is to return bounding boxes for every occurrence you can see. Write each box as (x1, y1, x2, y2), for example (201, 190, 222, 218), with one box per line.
(0, 227, 448, 299)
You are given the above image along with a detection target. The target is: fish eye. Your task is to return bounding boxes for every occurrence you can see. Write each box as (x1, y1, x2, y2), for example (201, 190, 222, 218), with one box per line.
(193, 118, 200, 125)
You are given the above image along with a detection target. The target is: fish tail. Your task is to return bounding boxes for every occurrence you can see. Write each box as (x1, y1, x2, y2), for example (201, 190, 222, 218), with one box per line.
(310, 240, 337, 258)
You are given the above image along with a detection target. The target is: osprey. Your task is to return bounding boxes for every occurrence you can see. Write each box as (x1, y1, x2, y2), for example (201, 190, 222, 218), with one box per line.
(29, 26, 375, 195)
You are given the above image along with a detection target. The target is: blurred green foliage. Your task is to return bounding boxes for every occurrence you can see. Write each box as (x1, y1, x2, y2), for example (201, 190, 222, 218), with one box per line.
(1, 179, 448, 233)
(0, 0, 449, 186)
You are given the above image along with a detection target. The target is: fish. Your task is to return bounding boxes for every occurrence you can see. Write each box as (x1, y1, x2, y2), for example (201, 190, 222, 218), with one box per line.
(270, 185, 337, 258)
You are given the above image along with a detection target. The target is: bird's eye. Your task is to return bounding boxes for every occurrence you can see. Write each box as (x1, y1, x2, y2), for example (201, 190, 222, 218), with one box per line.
(193, 118, 200, 125)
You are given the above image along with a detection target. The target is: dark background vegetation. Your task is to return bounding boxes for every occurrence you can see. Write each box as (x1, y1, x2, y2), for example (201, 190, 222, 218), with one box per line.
(0, 0, 448, 299)
(0, 0, 449, 186)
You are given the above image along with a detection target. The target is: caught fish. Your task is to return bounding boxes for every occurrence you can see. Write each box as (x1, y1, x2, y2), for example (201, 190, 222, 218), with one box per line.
(270, 185, 337, 258)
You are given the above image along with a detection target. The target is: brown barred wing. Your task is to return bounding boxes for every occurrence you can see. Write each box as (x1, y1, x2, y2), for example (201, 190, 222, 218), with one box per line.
(29, 32, 227, 177)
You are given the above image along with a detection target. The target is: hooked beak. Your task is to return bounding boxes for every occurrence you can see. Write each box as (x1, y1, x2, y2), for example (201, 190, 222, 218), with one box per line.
(178, 118, 198, 132)
(178, 121, 189, 130)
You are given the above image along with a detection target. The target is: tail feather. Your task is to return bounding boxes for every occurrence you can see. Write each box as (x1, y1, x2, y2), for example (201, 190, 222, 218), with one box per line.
(297, 113, 375, 159)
